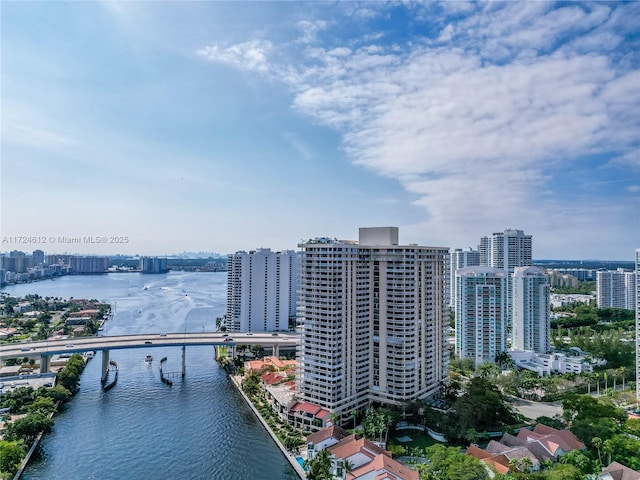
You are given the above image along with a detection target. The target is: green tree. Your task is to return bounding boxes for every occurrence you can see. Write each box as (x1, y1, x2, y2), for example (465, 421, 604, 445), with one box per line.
(5, 411, 53, 442)
(307, 449, 332, 480)
(0, 440, 25, 477)
(39, 385, 71, 403)
(449, 377, 516, 440)
(557, 449, 592, 475)
(421, 444, 489, 480)
(607, 434, 640, 470)
(546, 464, 582, 480)
(26, 396, 56, 415)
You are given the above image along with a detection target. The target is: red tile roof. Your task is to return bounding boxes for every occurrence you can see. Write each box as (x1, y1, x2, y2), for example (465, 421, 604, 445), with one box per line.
(348, 453, 419, 480)
(600, 461, 640, 480)
(260, 371, 285, 385)
(533, 424, 585, 451)
(290, 401, 330, 419)
(329, 435, 389, 462)
(306, 424, 350, 445)
(465, 445, 510, 475)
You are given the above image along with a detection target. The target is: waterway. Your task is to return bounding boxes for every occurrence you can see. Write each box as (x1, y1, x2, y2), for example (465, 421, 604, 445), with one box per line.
(2, 272, 298, 480)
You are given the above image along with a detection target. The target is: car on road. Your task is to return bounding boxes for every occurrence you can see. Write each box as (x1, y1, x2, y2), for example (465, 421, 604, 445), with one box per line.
(21, 347, 31, 352)
(223, 338, 234, 342)
(65, 344, 74, 348)
(271, 333, 279, 336)
(144, 341, 153, 344)
(159, 333, 167, 337)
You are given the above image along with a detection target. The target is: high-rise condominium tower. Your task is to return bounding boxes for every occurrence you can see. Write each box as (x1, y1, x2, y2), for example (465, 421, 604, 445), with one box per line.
(455, 267, 508, 366)
(512, 266, 551, 354)
(596, 269, 636, 310)
(479, 228, 533, 331)
(226, 248, 298, 332)
(297, 227, 449, 418)
(448, 248, 481, 309)
(479, 229, 532, 273)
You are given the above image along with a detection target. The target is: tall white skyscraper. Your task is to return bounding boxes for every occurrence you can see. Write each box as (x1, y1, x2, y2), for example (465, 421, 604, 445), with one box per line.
(479, 229, 532, 273)
(297, 227, 449, 418)
(512, 266, 551, 354)
(455, 267, 508, 366)
(448, 248, 481, 308)
(226, 248, 298, 332)
(479, 228, 533, 329)
(596, 269, 636, 310)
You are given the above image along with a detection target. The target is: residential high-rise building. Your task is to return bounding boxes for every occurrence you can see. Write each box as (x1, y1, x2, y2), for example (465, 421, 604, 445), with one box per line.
(635, 249, 639, 404)
(479, 229, 532, 273)
(226, 248, 298, 332)
(32, 250, 45, 266)
(596, 269, 636, 310)
(448, 248, 480, 308)
(297, 227, 449, 418)
(479, 229, 533, 329)
(139, 257, 168, 273)
(70, 256, 108, 274)
(512, 266, 551, 354)
(9, 250, 27, 273)
(455, 267, 508, 366)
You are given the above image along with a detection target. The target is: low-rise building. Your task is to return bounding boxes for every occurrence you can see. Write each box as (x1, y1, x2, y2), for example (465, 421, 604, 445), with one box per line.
(307, 426, 419, 480)
(467, 424, 585, 474)
(509, 349, 603, 376)
(598, 461, 640, 480)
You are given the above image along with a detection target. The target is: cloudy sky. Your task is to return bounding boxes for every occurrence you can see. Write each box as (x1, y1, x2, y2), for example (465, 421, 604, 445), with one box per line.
(2, 1, 638, 260)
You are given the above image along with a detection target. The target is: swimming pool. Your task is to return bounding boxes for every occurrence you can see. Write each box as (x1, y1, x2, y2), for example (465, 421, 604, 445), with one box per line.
(296, 456, 308, 471)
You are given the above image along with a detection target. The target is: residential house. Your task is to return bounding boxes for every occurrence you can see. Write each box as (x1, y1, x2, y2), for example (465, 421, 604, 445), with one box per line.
(307, 426, 418, 480)
(598, 461, 640, 480)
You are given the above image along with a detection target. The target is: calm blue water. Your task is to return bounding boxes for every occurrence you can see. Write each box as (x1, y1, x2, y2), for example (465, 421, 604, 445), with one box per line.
(2, 272, 298, 479)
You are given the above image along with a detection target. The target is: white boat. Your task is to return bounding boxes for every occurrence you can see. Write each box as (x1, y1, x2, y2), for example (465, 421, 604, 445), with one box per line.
(145, 354, 153, 363)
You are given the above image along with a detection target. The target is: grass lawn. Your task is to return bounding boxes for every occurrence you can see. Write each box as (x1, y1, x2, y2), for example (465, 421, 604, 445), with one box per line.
(387, 429, 440, 450)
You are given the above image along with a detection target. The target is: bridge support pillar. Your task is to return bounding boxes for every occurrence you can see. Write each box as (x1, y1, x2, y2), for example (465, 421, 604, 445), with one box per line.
(181, 345, 186, 378)
(40, 355, 50, 373)
(273, 345, 279, 358)
(101, 349, 110, 383)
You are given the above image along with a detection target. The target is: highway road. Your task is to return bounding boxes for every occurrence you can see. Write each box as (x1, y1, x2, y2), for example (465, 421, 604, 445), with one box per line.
(0, 332, 299, 359)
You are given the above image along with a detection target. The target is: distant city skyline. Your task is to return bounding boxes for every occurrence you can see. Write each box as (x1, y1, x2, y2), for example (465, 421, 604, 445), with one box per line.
(2, 2, 638, 260)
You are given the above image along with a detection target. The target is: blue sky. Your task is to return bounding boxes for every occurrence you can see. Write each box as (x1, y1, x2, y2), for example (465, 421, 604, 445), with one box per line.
(1, 1, 638, 260)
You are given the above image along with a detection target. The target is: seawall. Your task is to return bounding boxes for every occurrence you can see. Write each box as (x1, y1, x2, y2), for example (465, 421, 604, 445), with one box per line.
(230, 375, 306, 479)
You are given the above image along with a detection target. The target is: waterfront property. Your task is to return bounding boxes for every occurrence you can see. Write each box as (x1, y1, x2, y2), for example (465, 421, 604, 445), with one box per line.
(306, 425, 419, 480)
(297, 227, 449, 420)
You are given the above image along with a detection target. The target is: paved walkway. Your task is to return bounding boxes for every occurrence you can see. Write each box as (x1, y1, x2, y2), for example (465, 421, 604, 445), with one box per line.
(511, 398, 563, 420)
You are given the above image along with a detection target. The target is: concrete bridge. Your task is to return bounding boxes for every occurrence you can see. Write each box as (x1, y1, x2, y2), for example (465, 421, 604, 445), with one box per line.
(0, 332, 299, 382)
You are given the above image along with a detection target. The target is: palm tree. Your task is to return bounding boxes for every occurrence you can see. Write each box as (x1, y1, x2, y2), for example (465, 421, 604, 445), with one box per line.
(592, 436, 603, 465)
(341, 459, 354, 480)
(350, 408, 358, 431)
(495, 351, 510, 369)
(308, 449, 332, 480)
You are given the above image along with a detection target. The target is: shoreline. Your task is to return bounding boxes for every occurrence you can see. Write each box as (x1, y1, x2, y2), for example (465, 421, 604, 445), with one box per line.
(229, 374, 306, 479)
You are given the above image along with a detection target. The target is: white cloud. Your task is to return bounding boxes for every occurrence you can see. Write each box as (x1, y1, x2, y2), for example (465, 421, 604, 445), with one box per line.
(194, 3, 639, 256)
(196, 40, 272, 73)
(297, 20, 329, 44)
